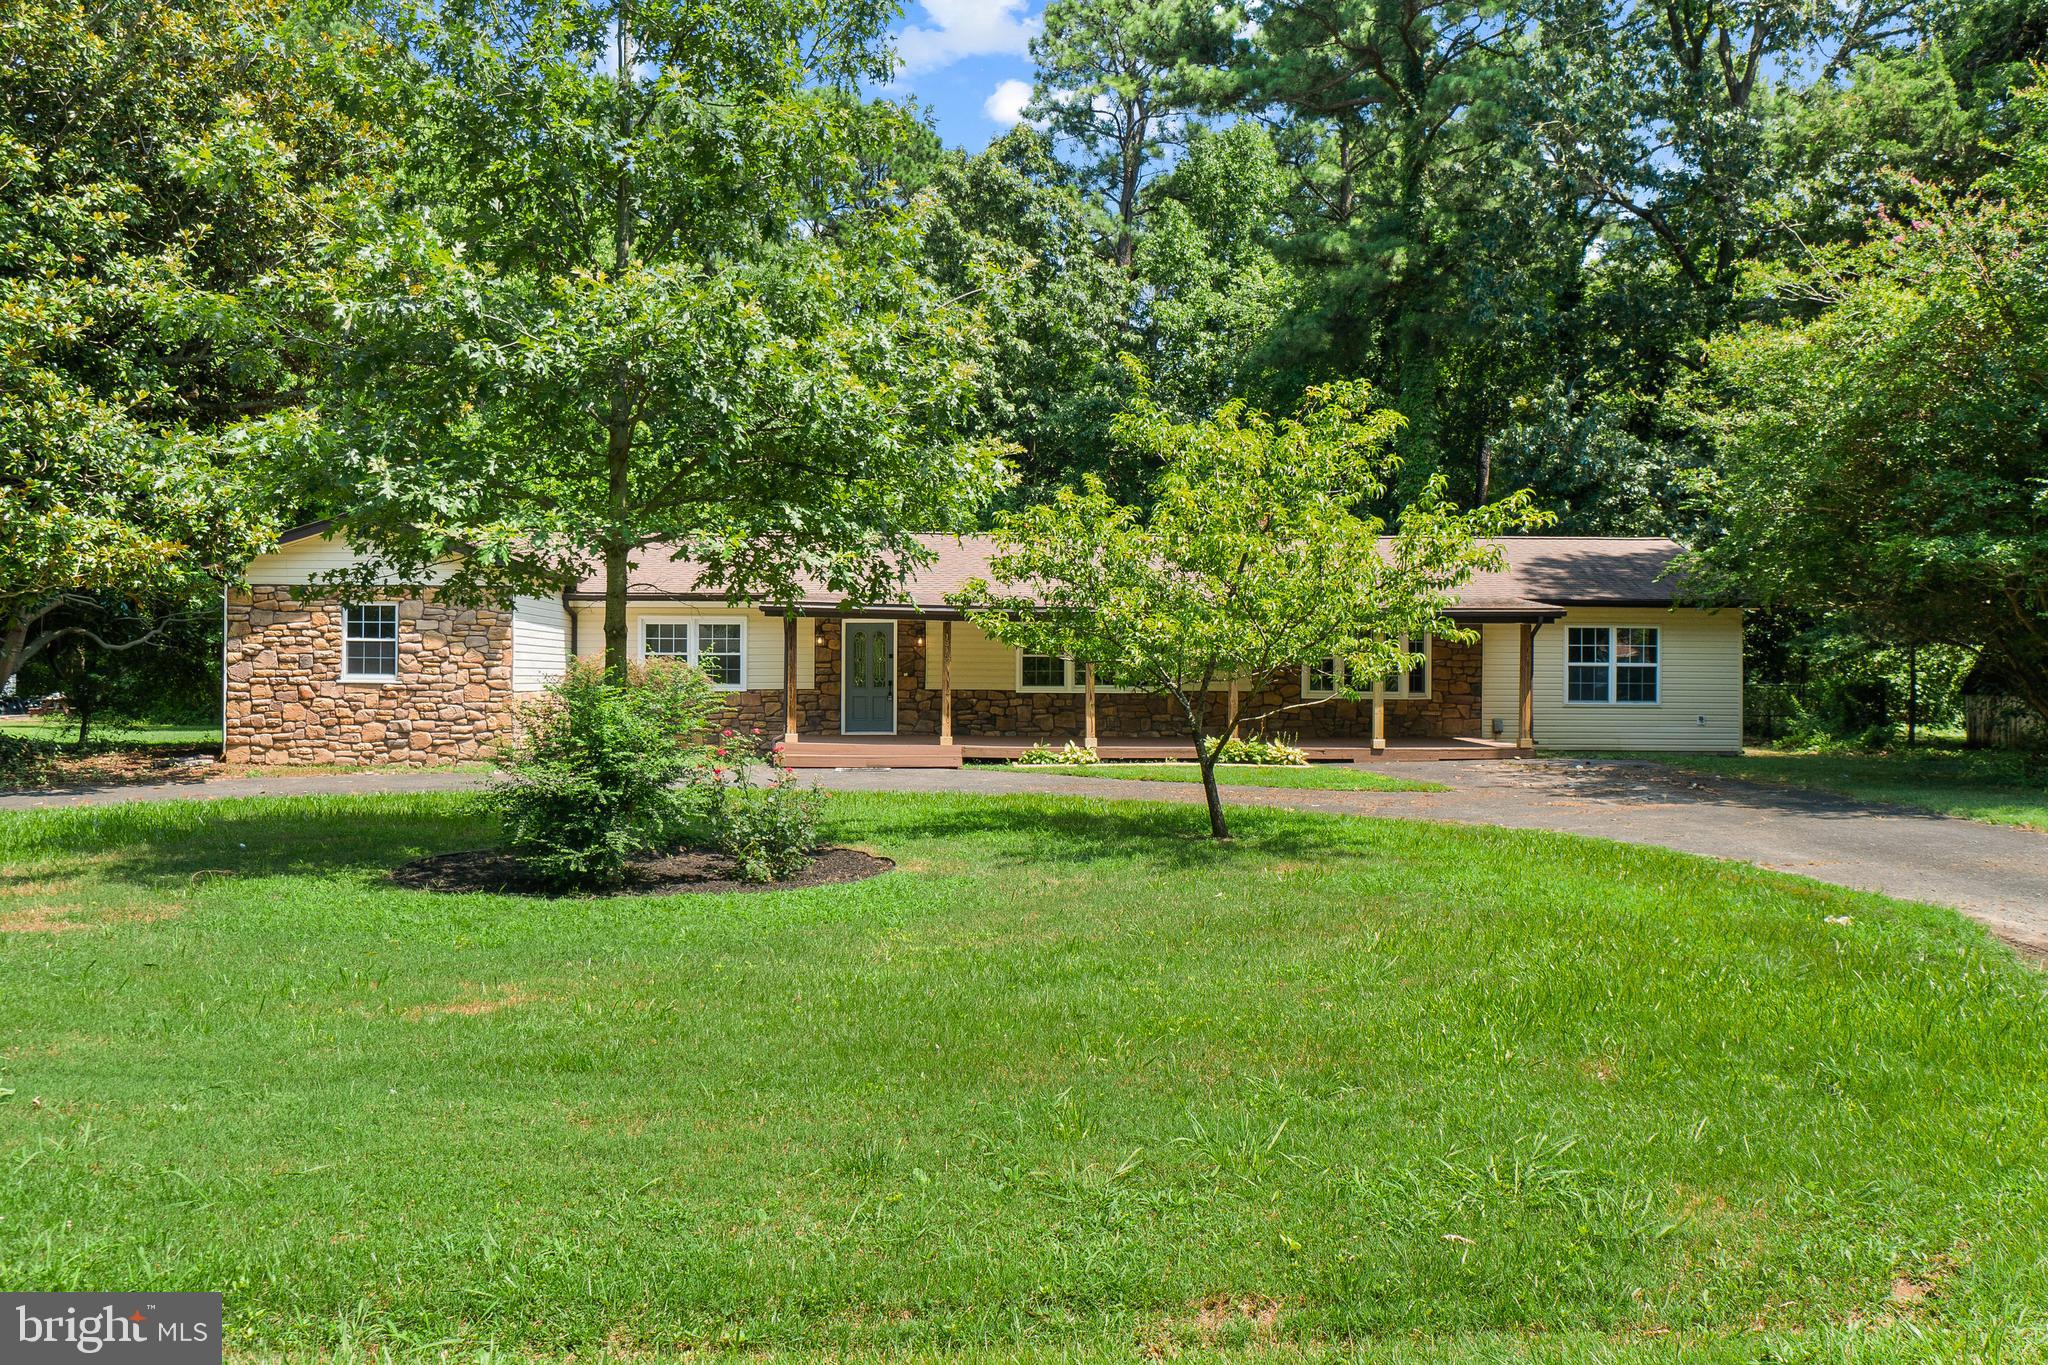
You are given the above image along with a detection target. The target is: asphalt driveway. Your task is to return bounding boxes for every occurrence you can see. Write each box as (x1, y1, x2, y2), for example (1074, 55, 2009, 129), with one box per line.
(6, 758, 2045, 955)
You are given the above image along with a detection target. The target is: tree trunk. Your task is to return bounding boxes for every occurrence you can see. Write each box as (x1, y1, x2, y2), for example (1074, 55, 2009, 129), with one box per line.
(0, 611, 27, 695)
(1196, 747, 1230, 839)
(602, 536, 629, 680)
(601, 0, 635, 682)
(1906, 643, 1918, 747)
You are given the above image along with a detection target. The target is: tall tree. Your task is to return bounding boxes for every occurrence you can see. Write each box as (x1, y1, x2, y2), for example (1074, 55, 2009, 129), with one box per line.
(303, 0, 1012, 675)
(1686, 79, 2048, 723)
(917, 129, 1137, 498)
(0, 0, 387, 686)
(1026, 0, 1221, 268)
(1201, 0, 1558, 494)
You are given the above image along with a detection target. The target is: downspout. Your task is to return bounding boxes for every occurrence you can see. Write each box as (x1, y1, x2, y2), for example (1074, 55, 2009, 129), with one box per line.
(1527, 620, 1543, 749)
(563, 589, 578, 667)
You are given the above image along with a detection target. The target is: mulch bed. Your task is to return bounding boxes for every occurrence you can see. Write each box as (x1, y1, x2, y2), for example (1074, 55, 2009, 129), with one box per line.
(388, 845, 893, 897)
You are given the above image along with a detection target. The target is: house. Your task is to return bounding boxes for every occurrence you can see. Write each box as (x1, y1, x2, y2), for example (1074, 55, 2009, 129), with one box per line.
(223, 528, 1743, 766)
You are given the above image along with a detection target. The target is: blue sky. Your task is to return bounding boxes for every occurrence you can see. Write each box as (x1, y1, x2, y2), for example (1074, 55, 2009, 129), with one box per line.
(886, 0, 1043, 150)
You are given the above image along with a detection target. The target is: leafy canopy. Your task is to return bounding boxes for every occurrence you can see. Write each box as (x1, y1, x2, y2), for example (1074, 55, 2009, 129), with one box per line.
(297, 0, 1012, 671)
(959, 373, 1547, 836)
(1686, 79, 2048, 721)
(1, 0, 388, 681)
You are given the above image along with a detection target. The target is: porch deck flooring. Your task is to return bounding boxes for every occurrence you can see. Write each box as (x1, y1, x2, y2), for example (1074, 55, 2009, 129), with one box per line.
(777, 735, 1525, 770)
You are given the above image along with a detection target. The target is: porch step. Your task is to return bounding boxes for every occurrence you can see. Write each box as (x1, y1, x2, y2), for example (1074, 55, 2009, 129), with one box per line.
(779, 742, 965, 770)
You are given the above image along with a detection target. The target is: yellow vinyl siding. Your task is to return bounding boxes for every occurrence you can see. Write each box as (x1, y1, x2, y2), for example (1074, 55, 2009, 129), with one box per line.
(1483, 609, 1742, 752)
(245, 534, 454, 585)
(925, 619, 1017, 690)
(569, 605, 811, 689)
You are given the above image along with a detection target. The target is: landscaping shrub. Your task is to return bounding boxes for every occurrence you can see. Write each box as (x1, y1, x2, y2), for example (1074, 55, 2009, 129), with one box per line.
(487, 661, 720, 889)
(708, 769, 822, 882)
(1217, 734, 1308, 765)
(698, 726, 821, 882)
(1015, 741, 1099, 765)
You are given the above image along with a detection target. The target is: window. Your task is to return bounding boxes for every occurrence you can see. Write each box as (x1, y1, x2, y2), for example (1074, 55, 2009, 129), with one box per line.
(1303, 634, 1431, 698)
(639, 618, 745, 689)
(1615, 627, 1660, 703)
(343, 604, 398, 680)
(1566, 626, 1659, 705)
(1019, 653, 1070, 690)
(696, 622, 742, 686)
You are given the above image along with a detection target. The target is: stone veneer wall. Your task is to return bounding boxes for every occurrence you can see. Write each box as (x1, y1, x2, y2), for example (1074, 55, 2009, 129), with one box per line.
(227, 604, 1484, 764)
(225, 587, 514, 765)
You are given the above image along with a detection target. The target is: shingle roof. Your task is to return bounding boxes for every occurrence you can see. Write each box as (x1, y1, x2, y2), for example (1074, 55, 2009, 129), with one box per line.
(568, 534, 1705, 617)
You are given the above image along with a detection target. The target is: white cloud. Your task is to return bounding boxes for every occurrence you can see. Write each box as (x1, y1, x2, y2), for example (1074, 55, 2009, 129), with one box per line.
(896, 0, 1039, 74)
(983, 78, 1034, 127)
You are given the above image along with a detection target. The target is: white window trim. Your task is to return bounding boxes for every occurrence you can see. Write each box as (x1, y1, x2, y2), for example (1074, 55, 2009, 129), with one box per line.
(636, 614, 748, 691)
(1302, 635, 1432, 700)
(340, 602, 401, 683)
(841, 618, 898, 736)
(1011, 651, 1145, 694)
(1015, 649, 1076, 693)
(1564, 625, 1662, 706)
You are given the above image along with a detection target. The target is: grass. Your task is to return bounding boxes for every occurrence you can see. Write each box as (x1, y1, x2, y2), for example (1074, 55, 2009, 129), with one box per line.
(1004, 761, 1445, 792)
(0, 716, 221, 746)
(2, 790, 2047, 1361)
(1600, 744, 2048, 832)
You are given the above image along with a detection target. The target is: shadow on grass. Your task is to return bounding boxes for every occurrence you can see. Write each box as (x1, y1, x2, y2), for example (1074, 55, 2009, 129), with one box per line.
(9, 788, 1380, 896)
(3, 795, 497, 890)
(828, 789, 1374, 875)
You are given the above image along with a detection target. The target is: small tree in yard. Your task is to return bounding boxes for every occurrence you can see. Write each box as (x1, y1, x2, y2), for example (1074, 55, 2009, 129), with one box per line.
(958, 379, 1548, 838)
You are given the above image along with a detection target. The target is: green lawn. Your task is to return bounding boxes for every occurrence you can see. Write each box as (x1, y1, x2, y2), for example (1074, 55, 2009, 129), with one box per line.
(1603, 745, 2048, 832)
(1004, 761, 1445, 792)
(0, 716, 220, 746)
(3, 791, 2045, 1361)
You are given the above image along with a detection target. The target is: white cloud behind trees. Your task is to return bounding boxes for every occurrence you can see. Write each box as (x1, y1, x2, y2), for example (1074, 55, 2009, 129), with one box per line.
(895, 0, 1038, 73)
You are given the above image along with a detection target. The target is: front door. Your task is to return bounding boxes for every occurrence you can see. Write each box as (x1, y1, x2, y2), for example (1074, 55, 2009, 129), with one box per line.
(843, 622, 895, 734)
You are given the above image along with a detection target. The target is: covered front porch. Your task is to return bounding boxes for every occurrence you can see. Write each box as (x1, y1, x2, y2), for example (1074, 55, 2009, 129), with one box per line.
(776, 734, 1524, 769)
(765, 615, 1543, 768)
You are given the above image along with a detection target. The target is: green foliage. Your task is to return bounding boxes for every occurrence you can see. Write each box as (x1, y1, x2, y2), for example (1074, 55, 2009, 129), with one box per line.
(1214, 734, 1308, 766)
(1687, 81, 2048, 726)
(486, 660, 720, 888)
(916, 130, 1138, 498)
(961, 375, 1547, 836)
(706, 768, 822, 884)
(1014, 740, 1101, 766)
(0, 0, 386, 683)
(298, 0, 1012, 672)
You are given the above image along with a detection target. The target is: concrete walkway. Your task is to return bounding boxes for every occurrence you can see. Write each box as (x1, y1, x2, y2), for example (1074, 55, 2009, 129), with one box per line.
(6, 759, 2046, 955)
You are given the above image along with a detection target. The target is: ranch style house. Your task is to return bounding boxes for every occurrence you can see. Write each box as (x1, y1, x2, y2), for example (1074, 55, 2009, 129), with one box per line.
(224, 527, 1744, 767)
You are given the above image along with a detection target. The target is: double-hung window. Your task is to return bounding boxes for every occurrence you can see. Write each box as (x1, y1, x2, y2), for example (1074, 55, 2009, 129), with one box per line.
(1566, 626, 1659, 704)
(642, 619, 745, 689)
(1304, 634, 1431, 698)
(1018, 652, 1072, 691)
(342, 604, 399, 680)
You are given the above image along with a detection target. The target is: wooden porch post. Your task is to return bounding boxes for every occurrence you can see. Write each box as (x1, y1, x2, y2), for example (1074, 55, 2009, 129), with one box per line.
(940, 620, 954, 746)
(782, 614, 799, 746)
(1371, 677, 1386, 754)
(1084, 662, 1097, 749)
(1227, 678, 1240, 739)
(1517, 623, 1535, 749)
